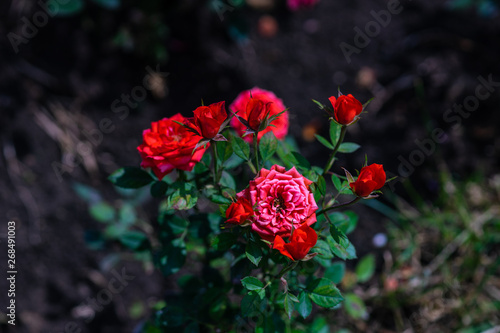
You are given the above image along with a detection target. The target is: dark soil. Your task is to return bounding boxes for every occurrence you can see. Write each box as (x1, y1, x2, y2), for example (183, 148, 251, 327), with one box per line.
(1, 0, 499, 332)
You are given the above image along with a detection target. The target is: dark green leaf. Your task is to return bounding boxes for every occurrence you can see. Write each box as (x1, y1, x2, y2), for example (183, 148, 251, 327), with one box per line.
(241, 276, 264, 290)
(220, 171, 236, 190)
(324, 262, 346, 284)
(286, 152, 311, 171)
(246, 240, 263, 266)
(89, 202, 115, 223)
(315, 134, 334, 150)
(155, 239, 186, 276)
(312, 239, 333, 259)
(316, 175, 326, 196)
(328, 236, 357, 260)
(161, 214, 188, 235)
(329, 220, 347, 243)
(119, 231, 148, 250)
(241, 291, 265, 316)
(355, 254, 375, 283)
(231, 135, 251, 160)
(109, 167, 154, 188)
(331, 174, 342, 192)
(307, 278, 344, 308)
(329, 121, 341, 146)
(211, 232, 236, 252)
(217, 141, 233, 163)
(150, 181, 168, 198)
(47, 0, 84, 16)
(297, 291, 312, 319)
(259, 131, 278, 162)
(90, 0, 120, 9)
(338, 142, 361, 153)
(284, 293, 299, 319)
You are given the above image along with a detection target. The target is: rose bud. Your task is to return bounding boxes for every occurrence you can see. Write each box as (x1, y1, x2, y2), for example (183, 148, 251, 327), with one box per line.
(329, 94, 363, 125)
(348, 163, 386, 198)
(225, 197, 254, 226)
(185, 101, 228, 140)
(273, 224, 318, 261)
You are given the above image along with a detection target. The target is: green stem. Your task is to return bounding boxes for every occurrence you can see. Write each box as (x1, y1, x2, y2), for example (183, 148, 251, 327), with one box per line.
(323, 125, 347, 176)
(253, 134, 260, 171)
(317, 197, 361, 216)
(277, 261, 299, 279)
(212, 142, 219, 186)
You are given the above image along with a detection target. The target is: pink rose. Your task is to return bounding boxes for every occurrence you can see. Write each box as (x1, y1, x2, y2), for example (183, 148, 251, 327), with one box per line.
(229, 87, 288, 142)
(237, 165, 318, 241)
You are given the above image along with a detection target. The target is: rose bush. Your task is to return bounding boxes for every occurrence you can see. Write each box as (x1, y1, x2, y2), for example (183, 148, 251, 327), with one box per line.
(137, 113, 208, 180)
(230, 87, 288, 142)
(107, 88, 392, 331)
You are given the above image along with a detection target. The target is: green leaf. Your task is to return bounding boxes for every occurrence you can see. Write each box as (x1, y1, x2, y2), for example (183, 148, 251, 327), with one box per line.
(324, 262, 346, 284)
(331, 174, 342, 192)
(217, 141, 233, 163)
(355, 254, 375, 283)
(329, 121, 342, 146)
(241, 276, 264, 290)
(329, 217, 348, 243)
(118, 203, 136, 226)
(259, 131, 278, 162)
(155, 239, 186, 276)
(90, 0, 121, 9)
(285, 152, 311, 171)
(220, 171, 236, 190)
(89, 202, 115, 223)
(307, 278, 344, 308)
(297, 291, 312, 319)
(344, 293, 368, 320)
(231, 135, 251, 160)
(316, 175, 326, 196)
(211, 232, 236, 252)
(246, 240, 263, 266)
(72, 182, 101, 204)
(311, 317, 329, 333)
(47, 0, 84, 16)
(284, 293, 299, 319)
(119, 231, 148, 250)
(312, 99, 326, 110)
(241, 291, 265, 316)
(338, 142, 361, 153)
(109, 167, 154, 189)
(165, 183, 198, 210)
(161, 215, 188, 235)
(328, 236, 357, 260)
(315, 134, 334, 150)
(312, 239, 333, 259)
(150, 181, 168, 198)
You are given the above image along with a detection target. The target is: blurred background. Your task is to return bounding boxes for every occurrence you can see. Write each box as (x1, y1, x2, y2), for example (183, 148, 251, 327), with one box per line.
(1, 0, 500, 332)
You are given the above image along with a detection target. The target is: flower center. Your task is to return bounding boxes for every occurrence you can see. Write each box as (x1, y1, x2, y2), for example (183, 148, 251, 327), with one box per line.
(273, 195, 286, 213)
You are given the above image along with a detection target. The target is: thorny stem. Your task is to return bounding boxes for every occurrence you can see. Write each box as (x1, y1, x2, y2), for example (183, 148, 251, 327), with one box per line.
(317, 197, 361, 216)
(212, 142, 219, 186)
(323, 125, 347, 176)
(253, 134, 260, 171)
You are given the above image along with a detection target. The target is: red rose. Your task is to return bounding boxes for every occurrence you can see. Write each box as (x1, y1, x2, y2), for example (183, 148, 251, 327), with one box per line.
(329, 94, 363, 125)
(186, 101, 227, 140)
(230, 87, 288, 142)
(137, 113, 208, 180)
(226, 197, 254, 226)
(349, 163, 386, 197)
(273, 224, 318, 261)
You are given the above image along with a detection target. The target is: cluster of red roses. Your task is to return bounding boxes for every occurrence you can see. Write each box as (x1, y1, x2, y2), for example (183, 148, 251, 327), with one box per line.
(137, 87, 386, 262)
